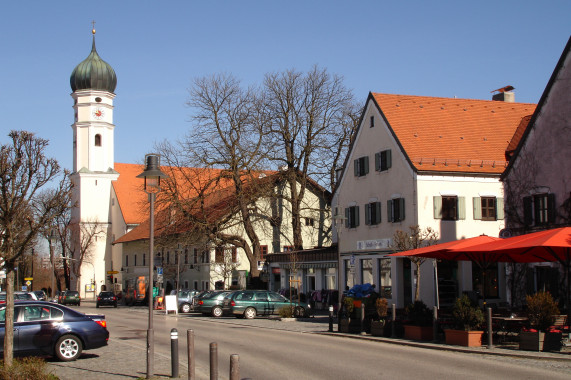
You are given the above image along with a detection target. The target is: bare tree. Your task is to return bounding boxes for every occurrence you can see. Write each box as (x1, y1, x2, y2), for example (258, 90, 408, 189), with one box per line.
(262, 66, 358, 249)
(212, 246, 240, 289)
(392, 225, 439, 302)
(0, 131, 70, 365)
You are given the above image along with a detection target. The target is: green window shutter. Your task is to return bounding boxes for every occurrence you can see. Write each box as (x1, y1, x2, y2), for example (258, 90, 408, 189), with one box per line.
(375, 152, 381, 171)
(473, 197, 482, 220)
(496, 197, 504, 220)
(355, 206, 360, 227)
(354, 159, 359, 176)
(458, 197, 466, 220)
(387, 200, 393, 222)
(433, 196, 442, 219)
(547, 193, 556, 223)
(398, 198, 405, 221)
(345, 207, 350, 228)
(363, 156, 369, 175)
(386, 149, 392, 169)
(365, 203, 371, 225)
(376, 202, 382, 224)
(523, 196, 533, 226)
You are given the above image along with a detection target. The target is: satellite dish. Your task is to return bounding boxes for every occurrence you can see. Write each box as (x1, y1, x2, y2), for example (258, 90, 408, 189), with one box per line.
(499, 228, 512, 239)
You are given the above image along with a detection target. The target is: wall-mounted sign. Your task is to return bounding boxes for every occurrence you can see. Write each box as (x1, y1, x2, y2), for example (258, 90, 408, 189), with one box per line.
(357, 239, 391, 251)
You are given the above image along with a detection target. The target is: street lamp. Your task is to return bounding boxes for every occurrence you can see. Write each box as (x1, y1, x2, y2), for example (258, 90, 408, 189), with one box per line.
(137, 153, 168, 379)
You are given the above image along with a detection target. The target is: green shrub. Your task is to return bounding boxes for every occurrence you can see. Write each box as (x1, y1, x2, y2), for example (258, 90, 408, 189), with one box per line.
(526, 291, 559, 331)
(452, 295, 484, 331)
(405, 300, 432, 326)
(343, 297, 355, 314)
(0, 357, 58, 380)
(278, 306, 294, 318)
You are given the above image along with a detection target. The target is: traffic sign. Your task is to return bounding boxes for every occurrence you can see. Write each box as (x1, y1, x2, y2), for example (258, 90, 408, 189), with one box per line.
(26, 280, 31, 286)
(24, 277, 33, 281)
(157, 267, 163, 275)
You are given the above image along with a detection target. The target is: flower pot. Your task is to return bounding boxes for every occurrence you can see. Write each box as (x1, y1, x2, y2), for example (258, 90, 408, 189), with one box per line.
(519, 331, 562, 352)
(444, 329, 483, 347)
(404, 325, 433, 341)
(370, 320, 385, 337)
(339, 318, 361, 334)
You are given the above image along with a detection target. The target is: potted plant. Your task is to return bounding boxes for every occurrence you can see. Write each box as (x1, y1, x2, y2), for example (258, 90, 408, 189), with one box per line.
(403, 300, 433, 341)
(339, 297, 361, 333)
(444, 295, 485, 347)
(520, 291, 561, 351)
(370, 298, 388, 336)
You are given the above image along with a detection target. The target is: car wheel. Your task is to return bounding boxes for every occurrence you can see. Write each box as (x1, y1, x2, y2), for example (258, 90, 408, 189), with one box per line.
(55, 334, 83, 361)
(244, 307, 256, 319)
(294, 306, 305, 318)
(180, 303, 191, 313)
(211, 306, 223, 318)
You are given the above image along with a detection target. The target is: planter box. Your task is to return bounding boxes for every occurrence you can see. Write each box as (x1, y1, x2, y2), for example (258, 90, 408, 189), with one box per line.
(519, 331, 562, 352)
(370, 320, 385, 337)
(444, 329, 483, 347)
(404, 325, 433, 341)
(339, 318, 361, 334)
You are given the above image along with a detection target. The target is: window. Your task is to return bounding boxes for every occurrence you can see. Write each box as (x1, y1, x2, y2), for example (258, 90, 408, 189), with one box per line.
(166, 251, 170, 265)
(345, 259, 354, 289)
(125, 255, 129, 267)
(473, 197, 504, 221)
(524, 193, 556, 226)
(375, 150, 392, 172)
(94, 134, 101, 147)
(354, 156, 369, 177)
(370, 115, 374, 128)
(134, 254, 137, 266)
(185, 249, 189, 265)
(387, 198, 405, 223)
(231, 247, 237, 263)
(324, 267, 336, 290)
(361, 259, 373, 284)
(433, 196, 465, 221)
(345, 206, 360, 228)
(260, 245, 268, 260)
(378, 258, 392, 298)
(193, 248, 198, 264)
(283, 245, 294, 252)
(472, 263, 499, 298)
(201, 250, 209, 263)
(365, 202, 381, 225)
(143, 253, 146, 266)
(305, 217, 314, 226)
(215, 247, 224, 263)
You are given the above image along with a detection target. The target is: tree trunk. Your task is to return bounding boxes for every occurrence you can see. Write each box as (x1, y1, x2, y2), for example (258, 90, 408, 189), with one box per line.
(415, 263, 421, 301)
(3, 269, 15, 366)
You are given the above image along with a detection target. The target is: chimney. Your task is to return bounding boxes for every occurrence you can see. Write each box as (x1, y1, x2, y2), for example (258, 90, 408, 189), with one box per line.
(491, 85, 515, 102)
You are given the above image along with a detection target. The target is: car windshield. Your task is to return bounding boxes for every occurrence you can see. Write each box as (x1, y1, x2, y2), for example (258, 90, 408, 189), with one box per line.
(100, 292, 113, 296)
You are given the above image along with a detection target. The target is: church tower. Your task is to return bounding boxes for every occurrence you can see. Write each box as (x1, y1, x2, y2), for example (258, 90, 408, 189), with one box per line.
(69, 27, 119, 297)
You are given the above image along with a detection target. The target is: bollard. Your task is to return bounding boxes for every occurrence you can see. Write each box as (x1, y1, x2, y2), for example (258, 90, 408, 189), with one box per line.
(171, 328, 179, 378)
(210, 342, 218, 380)
(229, 354, 239, 380)
(391, 304, 396, 338)
(432, 306, 438, 343)
(360, 303, 366, 335)
(328, 305, 334, 332)
(187, 329, 195, 380)
(487, 307, 493, 349)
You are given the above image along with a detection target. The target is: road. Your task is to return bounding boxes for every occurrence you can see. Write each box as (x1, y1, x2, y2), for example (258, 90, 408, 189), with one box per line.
(47, 304, 571, 380)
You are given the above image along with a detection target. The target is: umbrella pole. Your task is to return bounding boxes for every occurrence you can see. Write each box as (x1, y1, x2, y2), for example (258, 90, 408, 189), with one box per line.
(433, 259, 440, 309)
(567, 252, 570, 339)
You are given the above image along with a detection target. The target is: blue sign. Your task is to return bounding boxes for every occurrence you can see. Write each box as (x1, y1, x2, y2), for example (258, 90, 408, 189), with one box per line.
(157, 267, 163, 275)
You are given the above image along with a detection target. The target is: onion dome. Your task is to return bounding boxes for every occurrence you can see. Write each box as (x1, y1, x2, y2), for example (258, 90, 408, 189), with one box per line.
(70, 30, 117, 93)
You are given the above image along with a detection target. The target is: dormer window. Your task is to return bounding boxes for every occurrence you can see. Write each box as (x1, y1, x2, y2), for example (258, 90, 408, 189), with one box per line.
(95, 134, 102, 147)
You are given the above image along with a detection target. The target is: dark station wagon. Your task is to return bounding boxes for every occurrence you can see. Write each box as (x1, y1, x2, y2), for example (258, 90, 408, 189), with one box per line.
(222, 290, 311, 319)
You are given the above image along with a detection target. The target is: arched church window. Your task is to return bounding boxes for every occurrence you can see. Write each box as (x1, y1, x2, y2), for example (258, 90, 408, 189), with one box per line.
(95, 134, 102, 147)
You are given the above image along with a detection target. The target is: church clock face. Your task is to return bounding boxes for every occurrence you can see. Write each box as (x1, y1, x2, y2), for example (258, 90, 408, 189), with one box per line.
(93, 107, 105, 120)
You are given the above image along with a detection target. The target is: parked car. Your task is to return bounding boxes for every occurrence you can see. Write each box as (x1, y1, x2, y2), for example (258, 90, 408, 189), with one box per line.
(222, 290, 311, 319)
(196, 291, 231, 317)
(0, 291, 37, 303)
(0, 300, 108, 361)
(177, 290, 200, 313)
(96, 291, 117, 308)
(33, 290, 47, 301)
(59, 290, 81, 306)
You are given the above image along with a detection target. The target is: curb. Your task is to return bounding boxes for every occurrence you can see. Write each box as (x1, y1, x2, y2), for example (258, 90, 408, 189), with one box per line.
(315, 331, 571, 362)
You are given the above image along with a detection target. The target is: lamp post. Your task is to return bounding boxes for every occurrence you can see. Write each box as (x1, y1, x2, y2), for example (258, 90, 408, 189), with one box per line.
(137, 154, 168, 379)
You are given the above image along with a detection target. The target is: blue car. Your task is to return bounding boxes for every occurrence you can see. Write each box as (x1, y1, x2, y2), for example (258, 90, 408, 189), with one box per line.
(0, 301, 109, 361)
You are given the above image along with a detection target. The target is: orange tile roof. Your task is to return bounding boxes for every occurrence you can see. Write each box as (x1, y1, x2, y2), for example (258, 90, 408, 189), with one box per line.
(113, 169, 283, 244)
(371, 93, 536, 174)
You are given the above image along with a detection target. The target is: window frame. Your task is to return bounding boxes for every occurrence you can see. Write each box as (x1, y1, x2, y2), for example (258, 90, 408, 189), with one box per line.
(375, 149, 392, 172)
(387, 198, 405, 223)
(354, 156, 369, 177)
(345, 205, 360, 228)
(365, 201, 381, 225)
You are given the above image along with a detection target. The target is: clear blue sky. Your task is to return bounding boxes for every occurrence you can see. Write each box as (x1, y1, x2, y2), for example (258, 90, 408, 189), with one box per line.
(1, 1, 569, 172)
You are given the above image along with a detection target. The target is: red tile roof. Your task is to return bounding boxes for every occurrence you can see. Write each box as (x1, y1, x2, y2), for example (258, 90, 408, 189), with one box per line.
(371, 93, 536, 174)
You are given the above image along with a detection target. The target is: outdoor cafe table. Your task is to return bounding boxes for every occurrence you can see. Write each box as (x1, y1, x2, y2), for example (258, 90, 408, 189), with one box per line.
(492, 316, 529, 344)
